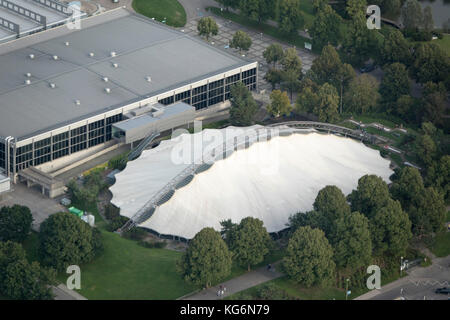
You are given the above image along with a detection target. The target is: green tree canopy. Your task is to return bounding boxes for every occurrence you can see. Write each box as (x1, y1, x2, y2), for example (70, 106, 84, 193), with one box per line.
(283, 226, 336, 287)
(348, 175, 390, 219)
(331, 211, 372, 273)
(381, 29, 412, 66)
(410, 43, 450, 85)
(313, 185, 351, 236)
(0, 241, 55, 300)
(197, 17, 219, 41)
(230, 30, 252, 53)
(231, 217, 273, 271)
(310, 4, 342, 49)
(278, 0, 304, 35)
(263, 44, 284, 68)
(309, 45, 343, 86)
(229, 81, 258, 126)
(390, 167, 425, 210)
(380, 63, 410, 105)
(178, 227, 232, 288)
(370, 199, 412, 257)
(314, 83, 340, 123)
(0, 205, 33, 243)
(267, 90, 292, 117)
(344, 74, 380, 114)
(402, 0, 423, 31)
(239, 0, 275, 22)
(38, 212, 103, 271)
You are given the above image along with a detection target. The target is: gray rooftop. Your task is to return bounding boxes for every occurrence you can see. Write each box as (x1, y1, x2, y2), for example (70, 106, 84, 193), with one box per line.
(0, 0, 75, 42)
(0, 8, 253, 141)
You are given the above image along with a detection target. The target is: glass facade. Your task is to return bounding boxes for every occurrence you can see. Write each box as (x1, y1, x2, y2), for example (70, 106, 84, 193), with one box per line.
(0, 141, 5, 171)
(13, 113, 124, 172)
(158, 68, 258, 111)
(8, 67, 258, 175)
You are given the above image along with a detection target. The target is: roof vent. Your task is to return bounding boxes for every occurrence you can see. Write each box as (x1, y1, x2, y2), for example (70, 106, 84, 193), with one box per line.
(29, 54, 35, 59)
(146, 76, 152, 82)
(49, 83, 56, 89)
(105, 88, 111, 94)
(89, 52, 95, 57)
(65, 41, 70, 46)
(24, 79, 31, 85)
(112, 63, 118, 68)
(102, 77, 109, 82)
(53, 55, 59, 60)
(75, 99, 81, 106)
(25, 73, 31, 78)
(110, 51, 116, 57)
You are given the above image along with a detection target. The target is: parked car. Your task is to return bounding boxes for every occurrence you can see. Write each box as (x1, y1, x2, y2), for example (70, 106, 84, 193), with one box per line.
(435, 287, 450, 294)
(360, 64, 376, 73)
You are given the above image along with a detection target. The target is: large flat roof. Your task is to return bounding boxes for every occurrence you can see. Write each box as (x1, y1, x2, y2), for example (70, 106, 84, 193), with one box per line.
(0, 8, 254, 141)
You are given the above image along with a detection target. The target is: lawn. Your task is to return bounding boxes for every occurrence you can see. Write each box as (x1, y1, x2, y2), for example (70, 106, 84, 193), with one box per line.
(227, 276, 345, 300)
(429, 231, 450, 258)
(132, 0, 186, 27)
(435, 34, 450, 54)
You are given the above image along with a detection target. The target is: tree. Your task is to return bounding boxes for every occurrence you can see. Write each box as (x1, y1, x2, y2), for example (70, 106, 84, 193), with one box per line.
(220, 219, 238, 248)
(422, 6, 434, 32)
(344, 74, 380, 114)
(313, 185, 351, 236)
(278, 0, 304, 35)
(229, 82, 258, 126)
(309, 45, 343, 86)
(288, 210, 321, 234)
(178, 228, 232, 288)
(280, 48, 302, 100)
(415, 133, 437, 167)
(370, 199, 412, 257)
(0, 241, 55, 300)
(348, 175, 390, 219)
(0, 205, 33, 243)
(331, 211, 372, 273)
(402, 0, 423, 31)
(394, 94, 416, 120)
(267, 90, 292, 117)
(343, 0, 380, 65)
(426, 155, 450, 204)
(380, 63, 410, 106)
(314, 83, 340, 123)
(408, 187, 446, 237)
(197, 17, 219, 41)
(230, 30, 252, 53)
(381, 29, 412, 66)
(239, 0, 275, 22)
(310, 4, 342, 49)
(264, 68, 283, 90)
(295, 86, 319, 114)
(410, 43, 450, 85)
(263, 44, 284, 68)
(232, 217, 273, 271)
(420, 81, 447, 126)
(38, 212, 103, 271)
(390, 167, 425, 210)
(283, 226, 335, 287)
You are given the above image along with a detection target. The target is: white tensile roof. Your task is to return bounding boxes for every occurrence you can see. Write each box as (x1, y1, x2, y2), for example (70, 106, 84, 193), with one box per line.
(110, 126, 393, 239)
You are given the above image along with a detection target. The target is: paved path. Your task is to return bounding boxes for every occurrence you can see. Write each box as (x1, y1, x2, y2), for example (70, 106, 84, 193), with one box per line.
(182, 263, 283, 300)
(52, 284, 88, 300)
(355, 255, 450, 300)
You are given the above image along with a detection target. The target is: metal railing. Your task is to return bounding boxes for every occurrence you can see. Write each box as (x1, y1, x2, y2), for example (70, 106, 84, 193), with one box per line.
(30, 0, 72, 16)
(0, 0, 47, 26)
(0, 16, 19, 36)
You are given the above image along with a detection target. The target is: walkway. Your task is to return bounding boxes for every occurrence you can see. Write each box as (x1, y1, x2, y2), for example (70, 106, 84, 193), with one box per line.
(52, 284, 88, 300)
(182, 263, 283, 300)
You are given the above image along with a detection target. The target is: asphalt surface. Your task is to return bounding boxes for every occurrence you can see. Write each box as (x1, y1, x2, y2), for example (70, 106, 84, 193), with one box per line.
(356, 255, 450, 300)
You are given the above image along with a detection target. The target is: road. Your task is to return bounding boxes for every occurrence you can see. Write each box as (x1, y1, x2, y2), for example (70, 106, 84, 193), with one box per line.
(355, 255, 450, 300)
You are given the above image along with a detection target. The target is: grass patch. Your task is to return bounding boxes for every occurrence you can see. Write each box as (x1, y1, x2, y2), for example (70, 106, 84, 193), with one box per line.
(207, 7, 320, 54)
(434, 34, 450, 54)
(227, 276, 345, 300)
(132, 0, 186, 27)
(429, 232, 450, 257)
(56, 230, 195, 299)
